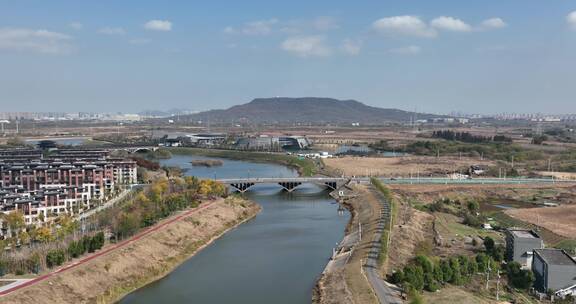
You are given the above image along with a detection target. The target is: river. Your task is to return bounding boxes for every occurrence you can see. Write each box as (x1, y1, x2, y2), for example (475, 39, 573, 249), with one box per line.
(119, 153, 350, 304)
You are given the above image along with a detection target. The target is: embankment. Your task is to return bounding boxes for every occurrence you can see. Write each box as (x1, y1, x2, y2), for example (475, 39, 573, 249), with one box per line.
(313, 185, 380, 304)
(169, 147, 317, 176)
(1, 197, 260, 304)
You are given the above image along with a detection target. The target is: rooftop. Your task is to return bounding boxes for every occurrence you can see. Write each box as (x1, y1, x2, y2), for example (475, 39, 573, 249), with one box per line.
(509, 228, 541, 239)
(534, 249, 576, 266)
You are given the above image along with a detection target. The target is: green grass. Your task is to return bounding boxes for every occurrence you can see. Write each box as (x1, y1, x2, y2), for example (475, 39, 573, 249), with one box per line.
(555, 240, 576, 254)
(169, 147, 317, 176)
(435, 213, 500, 241)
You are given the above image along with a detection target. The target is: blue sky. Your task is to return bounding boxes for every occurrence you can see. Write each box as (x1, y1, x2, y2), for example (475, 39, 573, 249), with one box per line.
(1, 0, 575, 114)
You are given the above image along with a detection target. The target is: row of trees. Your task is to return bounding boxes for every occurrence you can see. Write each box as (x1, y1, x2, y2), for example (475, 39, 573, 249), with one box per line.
(99, 177, 226, 241)
(432, 130, 513, 144)
(390, 253, 500, 293)
(0, 232, 105, 276)
(392, 237, 535, 301)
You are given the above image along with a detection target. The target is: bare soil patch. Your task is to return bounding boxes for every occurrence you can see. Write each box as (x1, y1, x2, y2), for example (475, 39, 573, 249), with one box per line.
(324, 156, 493, 177)
(506, 205, 576, 239)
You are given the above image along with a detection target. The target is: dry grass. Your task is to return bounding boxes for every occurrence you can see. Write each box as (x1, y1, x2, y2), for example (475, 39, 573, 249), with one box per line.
(387, 203, 434, 273)
(423, 286, 497, 304)
(324, 156, 493, 177)
(2, 199, 260, 304)
(506, 205, 576, 239)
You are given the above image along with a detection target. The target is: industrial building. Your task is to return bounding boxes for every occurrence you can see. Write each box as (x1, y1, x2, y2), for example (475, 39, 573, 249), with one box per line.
(235, 135, 311, 151)
(532, 249, 576, 294)
(505, 228, 544, 269)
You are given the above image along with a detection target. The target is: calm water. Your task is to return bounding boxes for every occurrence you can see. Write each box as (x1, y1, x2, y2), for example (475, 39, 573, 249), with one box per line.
(120, 154, 349, 304)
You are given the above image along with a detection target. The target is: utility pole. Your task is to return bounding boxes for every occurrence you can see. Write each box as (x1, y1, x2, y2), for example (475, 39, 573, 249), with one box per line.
(486, 261, 491, 290)
(496, 269, 501, 301)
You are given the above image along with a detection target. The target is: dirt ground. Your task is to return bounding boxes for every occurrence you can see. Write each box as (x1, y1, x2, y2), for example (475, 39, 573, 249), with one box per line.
(506, 204, 576, 239)
(389, 183, 576, 206)
(387, 203, 434, 273)
(423, 286, 497, 304)
(314, 271, 354, 304)
(2, 198, 260, 304)
(537, 171, 576, 180)
(324, 155, 493, 177)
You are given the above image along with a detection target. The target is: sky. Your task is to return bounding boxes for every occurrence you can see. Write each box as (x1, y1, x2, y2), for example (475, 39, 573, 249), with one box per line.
(1, 1, 576, 114)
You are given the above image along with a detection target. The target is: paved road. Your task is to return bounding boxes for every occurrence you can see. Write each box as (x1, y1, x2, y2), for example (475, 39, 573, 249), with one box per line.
(363, 187, 403, 304)
(0, 200, 217, 297)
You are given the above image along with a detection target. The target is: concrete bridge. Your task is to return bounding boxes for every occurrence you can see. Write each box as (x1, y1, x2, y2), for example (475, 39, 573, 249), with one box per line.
(217, 177, 349, 193)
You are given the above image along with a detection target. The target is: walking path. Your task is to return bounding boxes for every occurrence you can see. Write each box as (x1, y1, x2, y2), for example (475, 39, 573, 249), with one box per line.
(363, 187, 403, 304)
(0, 200, 217, 297)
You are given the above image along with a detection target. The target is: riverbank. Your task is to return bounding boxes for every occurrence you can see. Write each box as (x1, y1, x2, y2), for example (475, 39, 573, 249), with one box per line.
(1, 197, 260, 304)
(313, 185, 382, 304)
(169, 147, 317, 176)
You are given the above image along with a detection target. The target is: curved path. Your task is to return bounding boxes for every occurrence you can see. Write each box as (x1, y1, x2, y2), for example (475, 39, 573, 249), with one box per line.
(0, 200, 217, 297)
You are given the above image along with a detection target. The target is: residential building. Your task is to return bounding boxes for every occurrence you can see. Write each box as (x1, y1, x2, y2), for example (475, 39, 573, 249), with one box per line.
(532, 249, 576, 293)
(505, 228, 544, 269)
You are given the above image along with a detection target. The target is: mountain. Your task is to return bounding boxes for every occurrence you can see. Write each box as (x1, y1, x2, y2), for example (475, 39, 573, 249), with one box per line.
(180, 97, 445, 124)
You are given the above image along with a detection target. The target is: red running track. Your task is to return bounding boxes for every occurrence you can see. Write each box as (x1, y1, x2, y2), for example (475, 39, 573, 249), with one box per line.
(0, 200, 216, 297)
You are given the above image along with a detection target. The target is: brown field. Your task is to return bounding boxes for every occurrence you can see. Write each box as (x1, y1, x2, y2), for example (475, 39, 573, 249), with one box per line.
(537, 171, 576, 180)
(506, 205, 576, 239)
(324, 156, 493, 177)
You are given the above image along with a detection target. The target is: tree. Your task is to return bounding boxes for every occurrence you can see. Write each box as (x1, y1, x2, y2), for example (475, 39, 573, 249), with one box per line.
(46, 249, 66, 268)
(476, 253, 490, 273)
(483, 237, 495, 253)
(404, 264, 425, 291)
(4, 211, 25, 238)
(390, 270, 404, 284)
(506, 262, 534, 290)
(467, 200, 479, 213)
(449, 257, 464, 285)
(440, 259, 453, 283)
(35, 227, 53, 243)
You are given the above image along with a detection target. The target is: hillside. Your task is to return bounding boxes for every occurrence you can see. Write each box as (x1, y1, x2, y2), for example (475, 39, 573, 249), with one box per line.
(181, 97, 444, 124)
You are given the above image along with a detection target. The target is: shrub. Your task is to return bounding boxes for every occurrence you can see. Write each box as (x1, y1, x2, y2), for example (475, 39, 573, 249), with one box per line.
(46, 249, 66, 268)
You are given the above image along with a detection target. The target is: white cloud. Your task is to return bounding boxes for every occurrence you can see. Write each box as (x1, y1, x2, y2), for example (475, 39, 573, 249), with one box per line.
(567, 11, 576, 30)
(313, 16, 339, 31)
(69, 22, 83, 30)
(372, 16, 437, 38)
(98, 27, 126, 35)
(281, 36, 331, 57)
(480, 18, 507, 30)
(224, 19, 278, 35)
(431, 16, 472, 32)
(388, 45, 421, 55)
(340, 38, 361, 55)
(144, 20, 172, 32)
(0, 27, 72, 54)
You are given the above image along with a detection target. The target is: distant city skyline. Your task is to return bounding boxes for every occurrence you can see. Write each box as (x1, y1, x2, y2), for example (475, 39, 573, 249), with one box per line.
(1, 1, 576, 114)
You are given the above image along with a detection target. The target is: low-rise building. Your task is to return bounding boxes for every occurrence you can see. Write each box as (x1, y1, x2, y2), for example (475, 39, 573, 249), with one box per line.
(505, 228, 544, 269)
(532, 249, 576, 293)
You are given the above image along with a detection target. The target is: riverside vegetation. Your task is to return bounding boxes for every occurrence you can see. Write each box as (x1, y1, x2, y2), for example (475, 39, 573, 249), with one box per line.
(0, 176, 226, 278)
